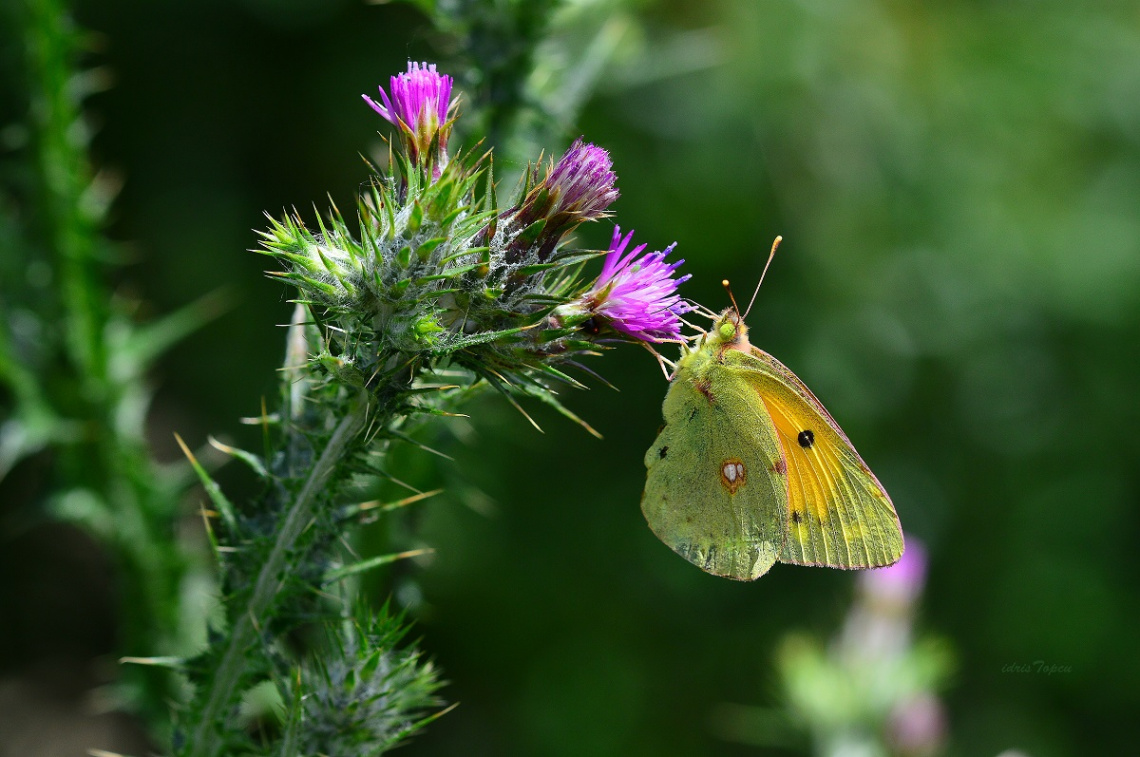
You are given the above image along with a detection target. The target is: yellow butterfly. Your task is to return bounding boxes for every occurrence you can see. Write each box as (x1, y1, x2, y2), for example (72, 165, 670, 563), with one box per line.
(641, 239, 904, 580)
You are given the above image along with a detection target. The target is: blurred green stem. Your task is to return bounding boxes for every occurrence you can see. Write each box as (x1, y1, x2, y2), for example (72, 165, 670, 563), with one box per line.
(475, 0, 559, 152)
(26, 0, 106, 390)
(21, 0, 185, 731)
(432, 0, 559, 159)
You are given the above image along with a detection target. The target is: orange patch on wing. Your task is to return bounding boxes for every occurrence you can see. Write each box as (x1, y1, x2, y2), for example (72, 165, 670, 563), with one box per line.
(719, 458, 747, 493)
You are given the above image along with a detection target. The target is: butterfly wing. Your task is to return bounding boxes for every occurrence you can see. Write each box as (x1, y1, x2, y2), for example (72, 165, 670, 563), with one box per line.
(731, 347, 904, 569)
(642, 360, 787, 580)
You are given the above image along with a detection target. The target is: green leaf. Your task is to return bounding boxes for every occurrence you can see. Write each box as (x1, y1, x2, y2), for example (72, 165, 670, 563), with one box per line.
(435, 323, 534, 352)
(270, 271, 340, 297)
(396, 245, 413, 268)
(415, 265, 482, 283)
(175, 434, 238, 537)
(49, 488, 114, 541)
(387, 429, 454, 460)
(339, 489, 443, 521)
(516, 262, 566, 276)
(207, 437, 269, 479)
(520, 379, 602, 439)
(120, 656, 185, 670)
(407, 201, 424, 235)
(515, 218, 547, 247)
(440, 246, 489, 265)
(323, 549, 434, 584)
(313, 246, 357, 295)
(117, 289, 231, 375)
(416, 237, 446, 261)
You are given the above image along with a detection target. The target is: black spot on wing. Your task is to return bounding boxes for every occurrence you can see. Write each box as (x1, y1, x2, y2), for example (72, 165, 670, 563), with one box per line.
(797, 429, 815, 448)
(658, 446, 668, 459)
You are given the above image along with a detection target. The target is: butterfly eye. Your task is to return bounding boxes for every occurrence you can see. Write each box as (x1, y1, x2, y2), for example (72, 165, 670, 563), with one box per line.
(718, 322, 736, 340)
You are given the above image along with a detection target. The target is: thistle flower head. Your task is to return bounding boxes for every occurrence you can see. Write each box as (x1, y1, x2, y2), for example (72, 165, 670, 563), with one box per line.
(290, 606, 444, 757)
(546, 138, 619, 220)
(506, 139, 619, 262)
(576, 226, 690, 343)
(363, 61, 455, 172)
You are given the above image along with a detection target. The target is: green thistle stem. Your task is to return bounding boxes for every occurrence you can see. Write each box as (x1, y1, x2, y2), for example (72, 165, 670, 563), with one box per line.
(187, 391, 373, 757)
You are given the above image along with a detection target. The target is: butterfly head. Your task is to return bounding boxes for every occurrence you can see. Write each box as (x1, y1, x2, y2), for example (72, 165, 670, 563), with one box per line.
(711, 307, 751, 351)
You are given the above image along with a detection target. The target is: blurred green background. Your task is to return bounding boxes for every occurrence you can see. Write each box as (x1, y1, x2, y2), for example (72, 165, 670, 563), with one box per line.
(3, 0, 1139, 755)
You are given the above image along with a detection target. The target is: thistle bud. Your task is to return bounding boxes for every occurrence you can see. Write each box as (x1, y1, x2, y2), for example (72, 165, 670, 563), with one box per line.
(507, 139, 619, 261)
(363, 61, 456, 176)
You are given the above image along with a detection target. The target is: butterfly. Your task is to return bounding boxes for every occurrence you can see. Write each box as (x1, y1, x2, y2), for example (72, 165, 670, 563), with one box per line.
(641, 239, 904, 580)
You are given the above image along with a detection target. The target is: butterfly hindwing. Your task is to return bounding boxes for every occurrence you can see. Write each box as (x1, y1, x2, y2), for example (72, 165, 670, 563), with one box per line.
(642, 356, 787, 580)
(730, 347, 904, 569)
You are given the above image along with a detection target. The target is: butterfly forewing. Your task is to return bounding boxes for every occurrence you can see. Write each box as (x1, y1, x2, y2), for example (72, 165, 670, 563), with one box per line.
(734, 347, 904, 569)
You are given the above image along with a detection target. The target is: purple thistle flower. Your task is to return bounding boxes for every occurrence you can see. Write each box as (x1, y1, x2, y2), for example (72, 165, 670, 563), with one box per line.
(547, 138, 619, 220)
(585, 227, 691, 342)
(363, 61, 455, 170)
(504, 139, 620, 262)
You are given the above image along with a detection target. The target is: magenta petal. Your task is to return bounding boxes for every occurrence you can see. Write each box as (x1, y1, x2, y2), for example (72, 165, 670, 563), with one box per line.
(377, 83, 398, 125)
(362, 93, 390, 120)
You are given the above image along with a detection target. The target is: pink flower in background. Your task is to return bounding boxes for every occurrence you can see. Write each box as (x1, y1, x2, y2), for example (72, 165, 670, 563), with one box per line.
(887, 692, 947, 756)
(860, 535, 926, 607)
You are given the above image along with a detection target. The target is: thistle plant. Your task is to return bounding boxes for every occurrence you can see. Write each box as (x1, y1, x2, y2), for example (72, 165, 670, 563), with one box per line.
(176, 61, 689, 755)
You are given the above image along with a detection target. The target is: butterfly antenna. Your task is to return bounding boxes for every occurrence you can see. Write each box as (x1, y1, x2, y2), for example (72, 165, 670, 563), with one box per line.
(743, 235, 783, 319)
(721, 279, 742, 318)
